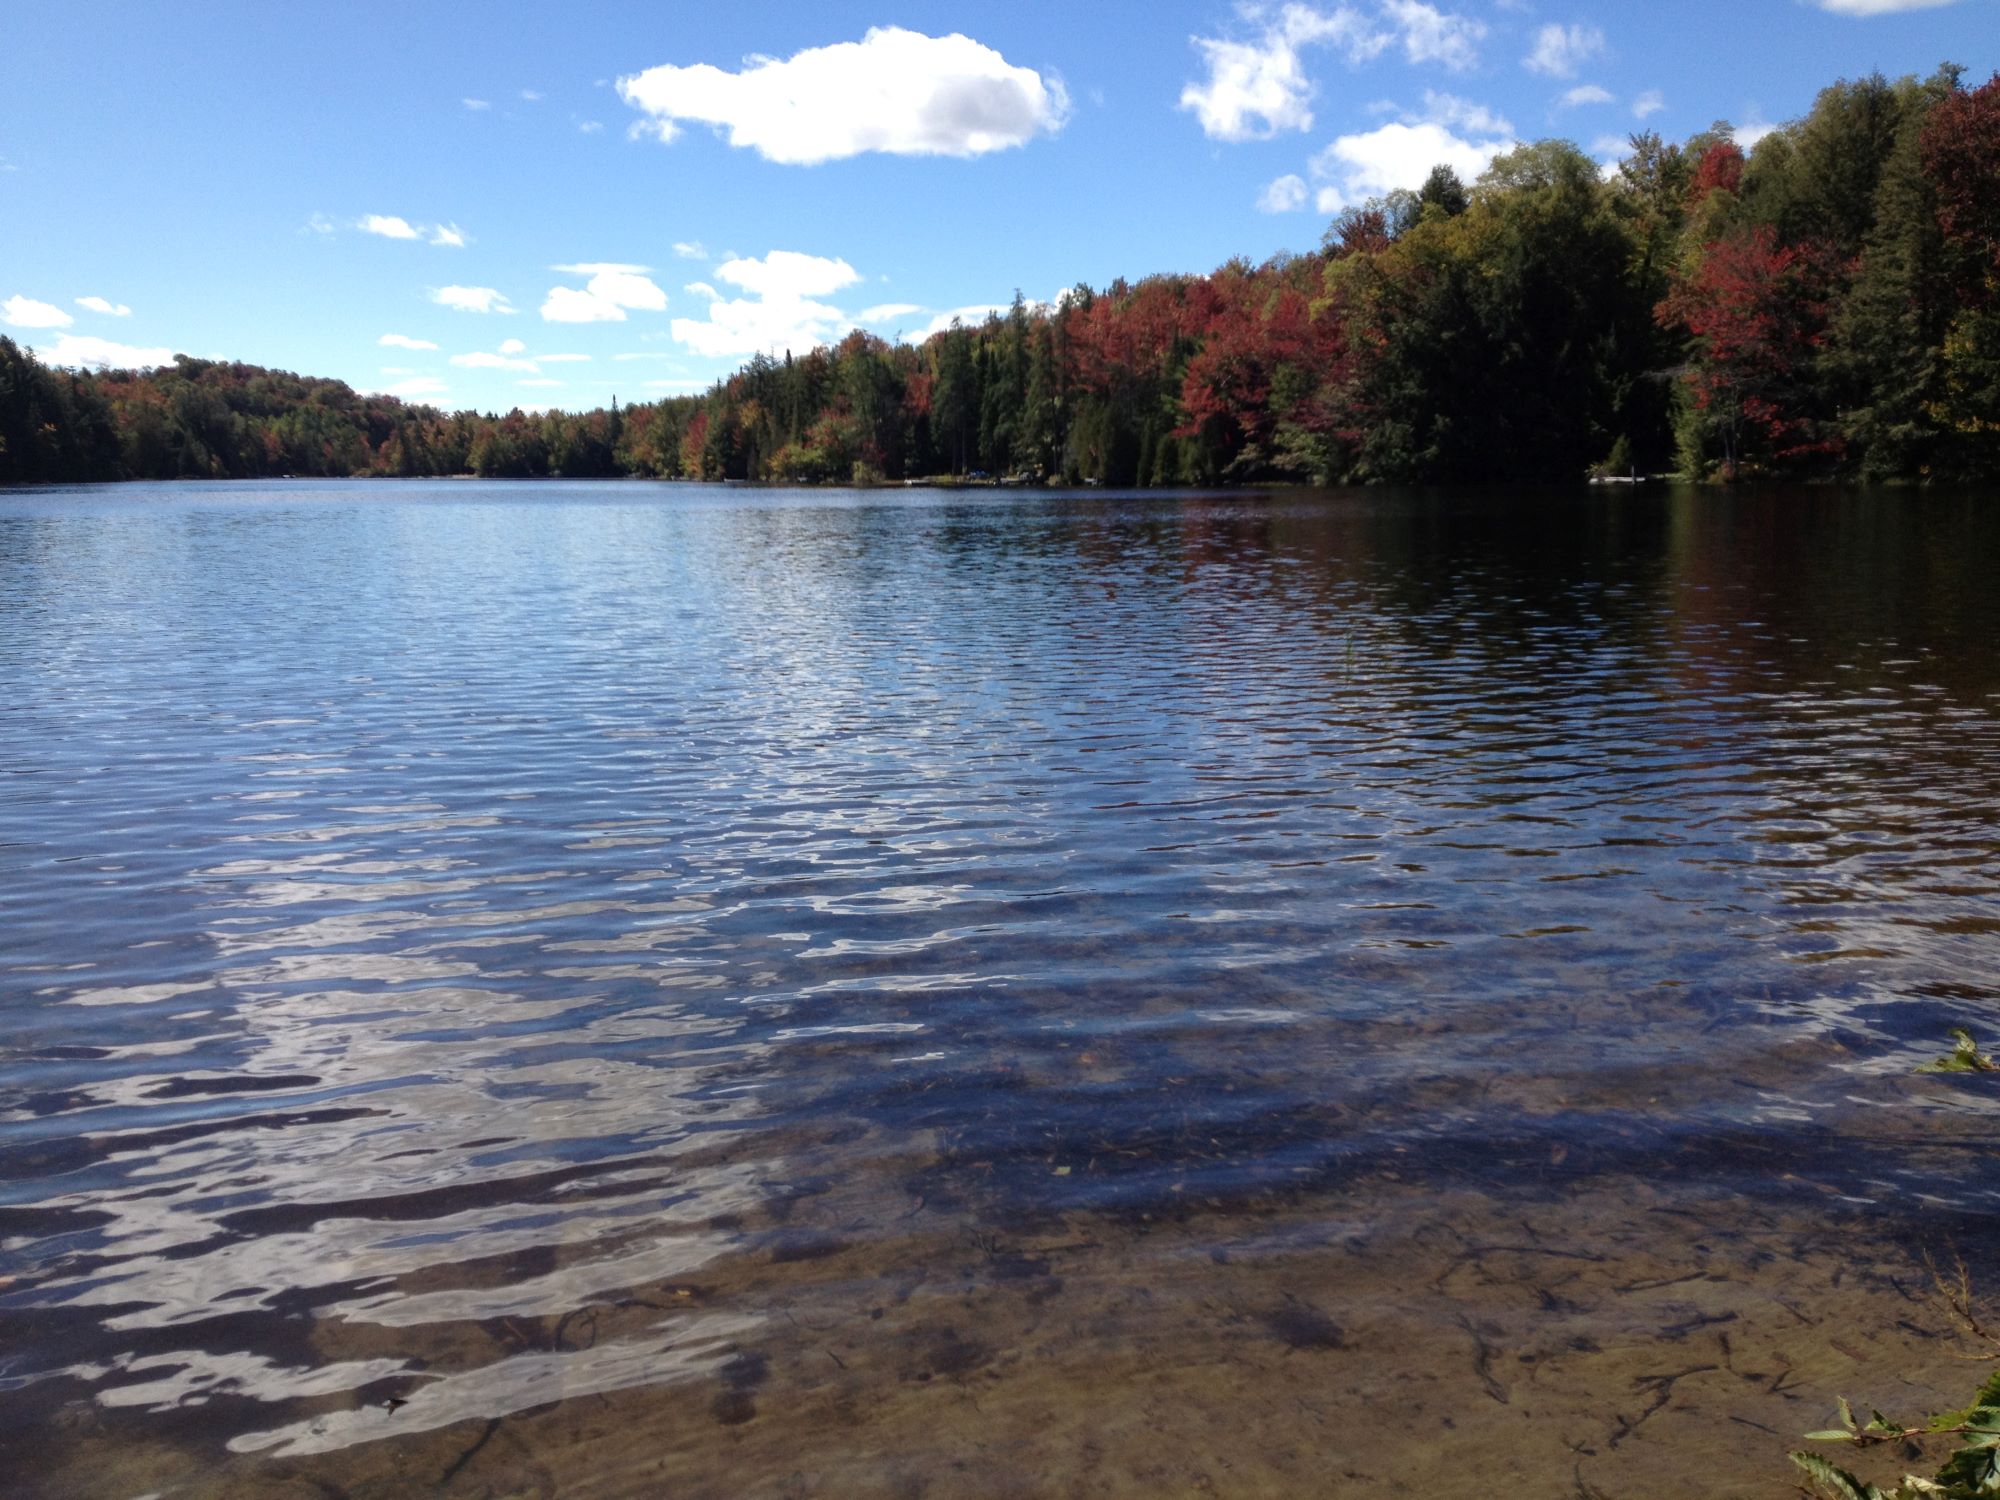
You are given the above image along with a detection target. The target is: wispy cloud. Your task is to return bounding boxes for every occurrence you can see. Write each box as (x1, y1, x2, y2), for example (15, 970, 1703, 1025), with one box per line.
(1257, 173, 1311, 213)
(1560, 84, 1615, 108)
(32, 332, 176, 369)
(379, 332, 439, 350)
(1523, 23, 1606, 78)
(432, 286, 515, 314)
(1812, 0, 1966, 12)
(1181, 2, 1488, 143)
(75, 295, 132, 317)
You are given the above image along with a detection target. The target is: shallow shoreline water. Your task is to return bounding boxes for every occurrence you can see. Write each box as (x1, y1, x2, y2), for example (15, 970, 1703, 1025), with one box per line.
(3, 480, 1997, 1496)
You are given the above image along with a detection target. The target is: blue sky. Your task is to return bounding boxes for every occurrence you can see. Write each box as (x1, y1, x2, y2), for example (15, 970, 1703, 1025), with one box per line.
(2, 0, 1993, 413)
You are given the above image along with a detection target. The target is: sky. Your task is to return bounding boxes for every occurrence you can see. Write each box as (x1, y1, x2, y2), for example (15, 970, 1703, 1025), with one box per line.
(2, 0, 1994, 413)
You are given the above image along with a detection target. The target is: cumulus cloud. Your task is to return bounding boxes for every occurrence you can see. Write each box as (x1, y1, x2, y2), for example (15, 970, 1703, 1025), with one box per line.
(619, 27, 1068, 165)
(1310, 101, 1516, 213)
(432, 286, 515, 314)
(3, 295, 73, 329)
(1633, 89, 1665, 119)
(1733, 119, 1781, 149)
(540, 263, 669, 323)
(858, 302, 925, 323)
(360, 214, 422, 240)
(1181, 2, 1486, 141)
(672, 241, 708, 260)
(379, 332, 439, 350)
(75, 296, 132, 317)
(32, 333, 176, 369)
(669, 250, 862, 357)
(1258, 173, 1311, 212)
(1524, 23, 1606, 78)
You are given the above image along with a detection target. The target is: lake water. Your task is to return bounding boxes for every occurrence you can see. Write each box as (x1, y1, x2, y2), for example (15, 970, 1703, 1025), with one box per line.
(3, 480, 1998, 1498)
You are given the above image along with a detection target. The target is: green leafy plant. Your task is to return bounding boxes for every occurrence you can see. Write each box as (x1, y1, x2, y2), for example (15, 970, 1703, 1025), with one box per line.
(1922, 1031, 1999, 1075)
(1792, 1373, 2000, 1498)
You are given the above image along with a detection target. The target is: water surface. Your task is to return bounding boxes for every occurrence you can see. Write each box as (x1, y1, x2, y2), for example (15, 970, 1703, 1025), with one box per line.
(3, 481, 1998, 1497)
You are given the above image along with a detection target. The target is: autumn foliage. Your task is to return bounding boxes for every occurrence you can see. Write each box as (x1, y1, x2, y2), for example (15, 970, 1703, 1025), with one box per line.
(5, 65, 1998, 488)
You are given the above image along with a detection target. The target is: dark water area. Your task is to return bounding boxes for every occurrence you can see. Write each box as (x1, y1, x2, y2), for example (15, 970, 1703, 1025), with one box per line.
(2, 480, 1997, 1497)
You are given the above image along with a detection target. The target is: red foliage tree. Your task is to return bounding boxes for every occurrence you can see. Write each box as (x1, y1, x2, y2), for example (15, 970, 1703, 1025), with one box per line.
(1658, 226, 1843, 473)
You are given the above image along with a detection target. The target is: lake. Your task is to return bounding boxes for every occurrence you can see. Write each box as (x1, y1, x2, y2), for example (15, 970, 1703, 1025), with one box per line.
(3, 479, 1998, 1498)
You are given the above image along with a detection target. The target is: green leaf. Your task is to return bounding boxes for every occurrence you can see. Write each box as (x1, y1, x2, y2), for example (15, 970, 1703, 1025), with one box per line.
(1841, 1397, 1860, 1431)
(1791, 1450, 1876, 1500)
(1808, 1431, 1860, 1442)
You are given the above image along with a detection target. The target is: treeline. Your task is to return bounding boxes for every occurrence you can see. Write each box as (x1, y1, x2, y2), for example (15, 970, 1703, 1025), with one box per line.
(4, 64, 1996, 489)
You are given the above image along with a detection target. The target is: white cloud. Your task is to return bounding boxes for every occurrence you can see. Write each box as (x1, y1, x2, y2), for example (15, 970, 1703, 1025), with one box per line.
(1258, 173, 1311, 212)
(1633, 89, 1665, 119)
(432, 286, 515, 314)
(360, 214, 422, 241)
(1181, 3, 1486, 142)
(3, 294, 73, 329)
(75, 296, 132, 317)
(540, 352, 591, 363)
(540, 263, 669, 323)
(685, 281, 720, 301)
(378, 333, 440, 350)
(1380, 1, 1486, 71)
(498, 337, 527, 355)
(669, 250, 863, 357)
(1733, 119, 1781, 149)
(1311, 117, 1515, 211)
(672, 241, 707, 260)
(375, 376, 450, 400)
(1421, 89, 1511, 135)
(1813, 0, 1962, 11)
(1561, 84, 1615, 108)
(618, 27, 1068, 164)
(714, 251, 858, 301)
(578, 120, 604, 133)
(1182, 4, 1388, 141)
(31, 332, 176, 368)
(858, 302, 925, 323)
(429, 223, 468, 248)
(1523, 23, 1605, 78)
(915, 304, 1009, 339)
(462, 98, 490, 111)
(451, 349, 541, 372)
(520, 89, 543, 102)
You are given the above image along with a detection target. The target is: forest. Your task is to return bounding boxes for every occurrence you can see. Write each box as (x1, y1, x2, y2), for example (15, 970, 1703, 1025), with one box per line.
(3, 65, 1996, 489)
